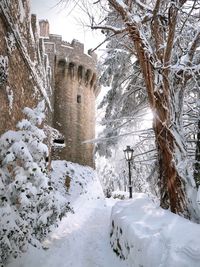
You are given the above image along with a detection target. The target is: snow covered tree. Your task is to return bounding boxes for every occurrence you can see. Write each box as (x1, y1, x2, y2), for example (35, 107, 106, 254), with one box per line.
(181, 78, 200, 187)
(0, 101, 69, 265)
(95, 0, 200, 220)
(91, 12, 156, 197)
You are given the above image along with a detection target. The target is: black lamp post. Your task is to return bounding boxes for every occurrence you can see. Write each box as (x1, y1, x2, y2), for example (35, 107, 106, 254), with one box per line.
(123, 145, 134, 198)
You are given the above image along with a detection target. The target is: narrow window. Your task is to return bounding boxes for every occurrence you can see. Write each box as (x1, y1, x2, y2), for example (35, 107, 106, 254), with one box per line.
(53, 139, 65, 144)
(77, 95, 81, 103)
(78, 65, 84, 83)
(68, 62, 75, 78)
(58, 59, 66, 68)
(85, 69, 92, 86)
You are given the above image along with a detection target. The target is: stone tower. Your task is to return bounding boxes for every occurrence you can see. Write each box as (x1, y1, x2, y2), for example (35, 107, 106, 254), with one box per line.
(39, 20, 99, 168)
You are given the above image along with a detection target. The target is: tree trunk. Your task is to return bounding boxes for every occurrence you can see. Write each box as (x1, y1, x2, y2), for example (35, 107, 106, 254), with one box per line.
(153, 90, 189, 215)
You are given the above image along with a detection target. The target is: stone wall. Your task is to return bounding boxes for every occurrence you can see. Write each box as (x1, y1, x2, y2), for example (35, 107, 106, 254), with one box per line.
(0, 0, 51, 135)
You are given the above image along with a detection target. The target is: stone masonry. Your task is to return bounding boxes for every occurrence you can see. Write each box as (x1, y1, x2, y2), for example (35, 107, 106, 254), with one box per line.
(40, 20, 99, 168)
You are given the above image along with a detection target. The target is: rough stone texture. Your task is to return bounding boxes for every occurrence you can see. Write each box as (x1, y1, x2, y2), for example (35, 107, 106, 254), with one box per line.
(40, 21, 99, 168)
(0, 0, 50, 135)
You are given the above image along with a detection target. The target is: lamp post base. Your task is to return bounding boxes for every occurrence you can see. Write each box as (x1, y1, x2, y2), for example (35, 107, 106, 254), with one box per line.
(129, 185, 132, 198)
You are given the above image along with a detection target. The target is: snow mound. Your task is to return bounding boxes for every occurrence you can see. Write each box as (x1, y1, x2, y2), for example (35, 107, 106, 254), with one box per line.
(110, 193, 200, 267)
(50, 160, 104, 203)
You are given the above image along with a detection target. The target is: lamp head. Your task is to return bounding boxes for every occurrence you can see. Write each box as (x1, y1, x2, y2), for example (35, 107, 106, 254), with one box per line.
(124, 145, 134, 161)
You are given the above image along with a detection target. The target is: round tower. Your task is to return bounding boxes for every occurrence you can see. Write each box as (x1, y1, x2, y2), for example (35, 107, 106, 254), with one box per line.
(48, 37, 99, 167)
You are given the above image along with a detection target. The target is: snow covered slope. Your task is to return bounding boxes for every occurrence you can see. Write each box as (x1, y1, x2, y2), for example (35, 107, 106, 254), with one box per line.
(6, 162, 200, 267)
(7, 161, 128, 267)
(110, 193, 200, 267)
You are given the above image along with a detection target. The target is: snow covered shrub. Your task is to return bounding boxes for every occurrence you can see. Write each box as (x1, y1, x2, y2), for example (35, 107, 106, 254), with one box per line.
(111, 191, 129, 200)
(0, 101, 69, 265)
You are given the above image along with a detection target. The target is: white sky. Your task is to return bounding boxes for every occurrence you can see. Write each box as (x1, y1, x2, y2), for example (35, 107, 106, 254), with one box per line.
(30, 0, 104, 53)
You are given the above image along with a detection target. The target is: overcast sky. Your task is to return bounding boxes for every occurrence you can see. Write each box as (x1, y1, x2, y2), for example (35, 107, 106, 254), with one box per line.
(30, 0, 104, 53)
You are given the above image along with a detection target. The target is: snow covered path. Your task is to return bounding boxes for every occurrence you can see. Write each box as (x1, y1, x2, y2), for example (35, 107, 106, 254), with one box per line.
(8, 196, 128, 267)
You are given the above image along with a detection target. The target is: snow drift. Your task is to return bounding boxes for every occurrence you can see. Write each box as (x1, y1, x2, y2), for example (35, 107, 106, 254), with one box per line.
(110, 193, 200, 267)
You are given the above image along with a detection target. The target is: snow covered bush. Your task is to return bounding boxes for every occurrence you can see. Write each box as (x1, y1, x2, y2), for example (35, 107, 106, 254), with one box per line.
(0, 101, 69, 265)
(111, 191, 129, 200)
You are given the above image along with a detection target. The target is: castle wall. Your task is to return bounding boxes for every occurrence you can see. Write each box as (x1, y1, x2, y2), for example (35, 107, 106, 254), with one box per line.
(0, 0, 51, 135)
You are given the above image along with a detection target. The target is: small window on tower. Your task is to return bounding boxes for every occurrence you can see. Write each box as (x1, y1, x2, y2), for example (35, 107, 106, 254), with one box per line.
(53, 139, 65, 145)
(77, 95, 81, 103)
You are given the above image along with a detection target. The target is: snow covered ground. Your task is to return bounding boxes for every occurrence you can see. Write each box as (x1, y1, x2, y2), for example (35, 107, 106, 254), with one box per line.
(7, 161, 128, 267)
(6, 161, 200, 267)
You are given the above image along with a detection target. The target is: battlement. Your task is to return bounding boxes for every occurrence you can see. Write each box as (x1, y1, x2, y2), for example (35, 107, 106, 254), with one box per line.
(46, 34, 97, 67)
(57, 59, 99, 96)
(39, 20, 97, 73)
(42, 35, 98, 96)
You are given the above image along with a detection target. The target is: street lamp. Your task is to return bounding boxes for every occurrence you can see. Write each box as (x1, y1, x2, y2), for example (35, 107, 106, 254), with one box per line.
(124, 145, 134, 198)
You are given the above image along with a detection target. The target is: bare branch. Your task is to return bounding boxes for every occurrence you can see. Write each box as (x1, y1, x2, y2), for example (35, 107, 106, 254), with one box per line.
(163, 3, 178, 66)
(91, 25, 127, 34)
(89, 32, 116, 52)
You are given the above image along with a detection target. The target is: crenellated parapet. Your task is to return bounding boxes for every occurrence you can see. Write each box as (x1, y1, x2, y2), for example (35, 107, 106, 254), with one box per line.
(44, 34, 97, 86)
(56, 57, 99, 96)
(39, 21, 99, 97)
(42, 33, 97, 65)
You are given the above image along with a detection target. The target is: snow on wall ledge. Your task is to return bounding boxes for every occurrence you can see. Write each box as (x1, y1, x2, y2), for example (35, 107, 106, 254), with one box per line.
(110, 193, 200, 267)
